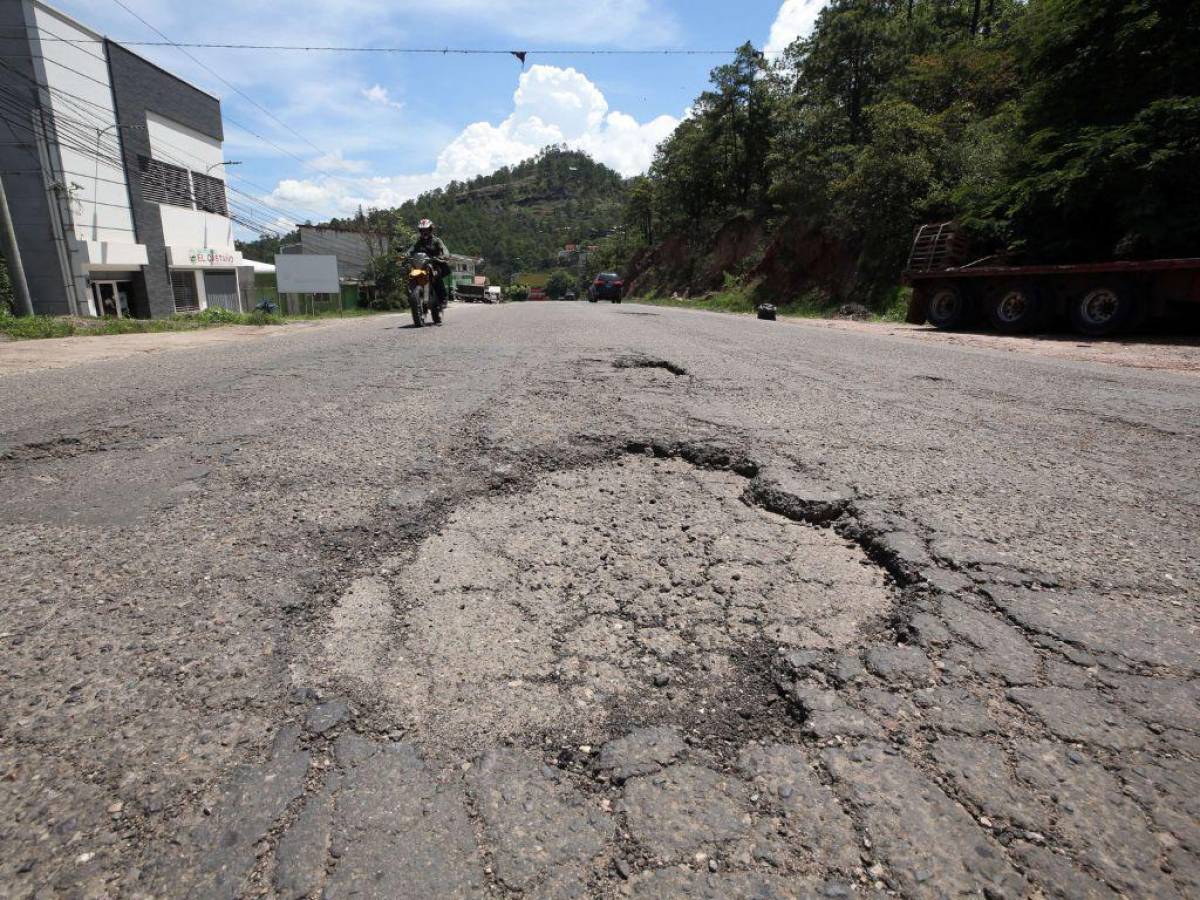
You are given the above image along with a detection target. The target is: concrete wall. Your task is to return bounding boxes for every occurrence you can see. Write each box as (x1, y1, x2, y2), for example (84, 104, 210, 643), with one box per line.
(145, 110, 235, 253)
(159, 206, 235, 251)
(0, 2, 73, 314)
(106, 41, 226, 319)
(145, 110, 223, 173)
(297, 227, 386, 280)
(28, 2, 136, 246)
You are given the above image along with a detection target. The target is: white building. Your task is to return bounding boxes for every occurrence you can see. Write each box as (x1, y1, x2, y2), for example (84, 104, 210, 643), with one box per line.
(0, 0, 245, 318)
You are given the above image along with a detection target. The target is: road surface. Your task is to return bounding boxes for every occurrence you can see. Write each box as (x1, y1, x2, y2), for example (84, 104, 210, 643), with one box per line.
(1, 303, 1197, 898)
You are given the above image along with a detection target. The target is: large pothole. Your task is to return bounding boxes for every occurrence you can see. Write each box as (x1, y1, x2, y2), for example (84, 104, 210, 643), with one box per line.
(308, 454, 895, 754)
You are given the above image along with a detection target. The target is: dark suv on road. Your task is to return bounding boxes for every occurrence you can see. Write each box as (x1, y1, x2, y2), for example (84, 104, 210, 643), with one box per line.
(589, 272, 623, 303)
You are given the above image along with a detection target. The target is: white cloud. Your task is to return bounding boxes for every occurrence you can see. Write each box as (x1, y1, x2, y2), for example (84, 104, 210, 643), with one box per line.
(56, 0, 682, 234)
(362, 84, 405, 111)
(268, 65, 680, 219)
(766, 0, 827, 54)
(436, 65, 677, 180)
(310, 151, 371, 174)
(269, 179, 340, 209)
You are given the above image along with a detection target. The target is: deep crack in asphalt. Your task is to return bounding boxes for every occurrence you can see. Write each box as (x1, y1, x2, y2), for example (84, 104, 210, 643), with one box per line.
(3, 306, 1196, 899)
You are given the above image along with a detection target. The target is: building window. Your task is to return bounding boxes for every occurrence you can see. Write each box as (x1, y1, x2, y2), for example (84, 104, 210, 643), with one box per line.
(191, 171, 228, 217)
(139, 156, 192, 208)
(171, 271, 199, 312)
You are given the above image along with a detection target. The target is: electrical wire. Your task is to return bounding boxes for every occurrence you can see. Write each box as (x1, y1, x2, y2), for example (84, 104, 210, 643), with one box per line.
(1, 110, 288, 245)
(0, 59, 318, 225)
(2, 29, 363, 210)
(105, 0, 370, 194)
(0, 29, 762, 56)
(0, 63, 307, 234)
(16, 21, 110, 63)
(0, 96, 291, 237)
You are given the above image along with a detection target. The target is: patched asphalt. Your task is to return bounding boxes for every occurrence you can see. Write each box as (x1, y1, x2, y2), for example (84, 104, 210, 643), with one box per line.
(1, 302, 1197, 898)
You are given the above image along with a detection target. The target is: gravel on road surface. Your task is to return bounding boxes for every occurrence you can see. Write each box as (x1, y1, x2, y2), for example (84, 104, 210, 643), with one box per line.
(798, 316, 1200, 376)
(0, 320, 337, 377)
(1, 302, 1196, 898)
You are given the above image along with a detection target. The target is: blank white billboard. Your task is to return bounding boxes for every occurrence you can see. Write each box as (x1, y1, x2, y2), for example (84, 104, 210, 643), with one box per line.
(275, 255, 340, 294)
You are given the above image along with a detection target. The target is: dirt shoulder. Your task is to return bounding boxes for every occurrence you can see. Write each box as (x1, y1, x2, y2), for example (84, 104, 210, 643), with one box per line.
(0, 320, 346, 376)
(800, 318, 1200, 376)
(631, 298, 1200, 377)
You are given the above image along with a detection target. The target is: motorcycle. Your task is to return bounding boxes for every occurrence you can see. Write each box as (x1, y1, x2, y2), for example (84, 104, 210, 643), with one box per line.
(406, 253, 444, 327)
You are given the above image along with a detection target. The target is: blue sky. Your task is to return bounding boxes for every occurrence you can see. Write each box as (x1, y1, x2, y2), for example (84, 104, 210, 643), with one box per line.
(51, 0, 825, 232)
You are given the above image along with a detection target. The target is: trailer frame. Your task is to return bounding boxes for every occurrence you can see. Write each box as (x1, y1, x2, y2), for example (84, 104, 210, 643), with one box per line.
(902, 223, 1200, 335)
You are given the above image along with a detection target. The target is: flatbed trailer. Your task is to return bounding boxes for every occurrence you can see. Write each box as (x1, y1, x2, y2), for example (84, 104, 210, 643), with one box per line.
(454, 283, 496, 304)
(903, 223, 1200, 335)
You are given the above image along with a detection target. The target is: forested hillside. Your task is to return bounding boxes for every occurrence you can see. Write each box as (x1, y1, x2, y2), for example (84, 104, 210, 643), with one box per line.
(611, 0, 1200, 308)
(324, 148, 626, 282)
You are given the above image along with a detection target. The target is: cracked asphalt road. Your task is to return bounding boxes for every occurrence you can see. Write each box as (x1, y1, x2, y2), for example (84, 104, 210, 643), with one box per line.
(1, 303, 1197, 899)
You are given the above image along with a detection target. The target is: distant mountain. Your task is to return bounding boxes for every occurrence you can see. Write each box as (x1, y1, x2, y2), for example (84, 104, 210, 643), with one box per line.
(327, 147, 628, 281)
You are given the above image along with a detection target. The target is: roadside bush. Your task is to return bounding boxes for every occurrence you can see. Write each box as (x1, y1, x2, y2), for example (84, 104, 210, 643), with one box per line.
(0, 310, 74, 339)
(784, 287, 836, 318)
(197, 306, 242, 325)
(367, 252, 408, 310)
(366, 292, 405, 311)
(245, 310, 284, 326)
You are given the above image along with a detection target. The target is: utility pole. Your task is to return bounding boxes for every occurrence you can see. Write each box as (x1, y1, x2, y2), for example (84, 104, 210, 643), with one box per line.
(0, 174, 35, 316)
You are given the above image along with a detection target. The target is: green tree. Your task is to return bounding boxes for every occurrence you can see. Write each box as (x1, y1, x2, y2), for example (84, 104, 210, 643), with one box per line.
(625, 177, 656, 244)
(831, 98, 950, 291)
(783, 0, 910, 145)
(1000, 0, 1200, 259)
(236, 230, 298, 262)
(545, 268, 576, 299)
(649, 44, 777, 234)
(365, 253, 407, 310)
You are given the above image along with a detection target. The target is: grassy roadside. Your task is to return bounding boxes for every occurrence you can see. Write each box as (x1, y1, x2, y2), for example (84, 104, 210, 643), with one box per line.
(631, 284, 910, 324)
(0, 306, 382, 341)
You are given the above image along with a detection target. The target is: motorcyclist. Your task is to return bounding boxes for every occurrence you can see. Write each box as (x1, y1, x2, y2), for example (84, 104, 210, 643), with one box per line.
(408, 218, 451, 313)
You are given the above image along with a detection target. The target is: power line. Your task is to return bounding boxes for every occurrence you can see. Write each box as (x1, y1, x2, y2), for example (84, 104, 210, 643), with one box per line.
(0, 60, 309, 232)
(0, 58, 318, 223)
(105, 0, 367, 192)
(84, 6, 376, 202)
(0, 94, 292, 238)
(0, 88, 290, 240)
(0, 54, 112, 89)
(19, 21, 110, 63)
(0, 30, 761, 56)
(3, 35, 347, 236)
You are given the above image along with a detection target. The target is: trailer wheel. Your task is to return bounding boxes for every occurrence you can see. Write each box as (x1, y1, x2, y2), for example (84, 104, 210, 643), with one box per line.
(1070, 284, 1134, 337)
(986, 281, 1043, 334)
(926, 283, 970, 330)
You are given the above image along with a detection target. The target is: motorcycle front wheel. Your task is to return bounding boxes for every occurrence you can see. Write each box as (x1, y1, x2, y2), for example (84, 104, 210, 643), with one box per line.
(409, 290, 423, 328)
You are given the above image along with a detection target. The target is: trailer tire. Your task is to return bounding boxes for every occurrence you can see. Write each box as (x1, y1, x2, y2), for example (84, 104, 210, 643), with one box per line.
(926, 283, 971, 330)
(1070, 284, 1134, 337)
(986, 281, 1043, 334)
